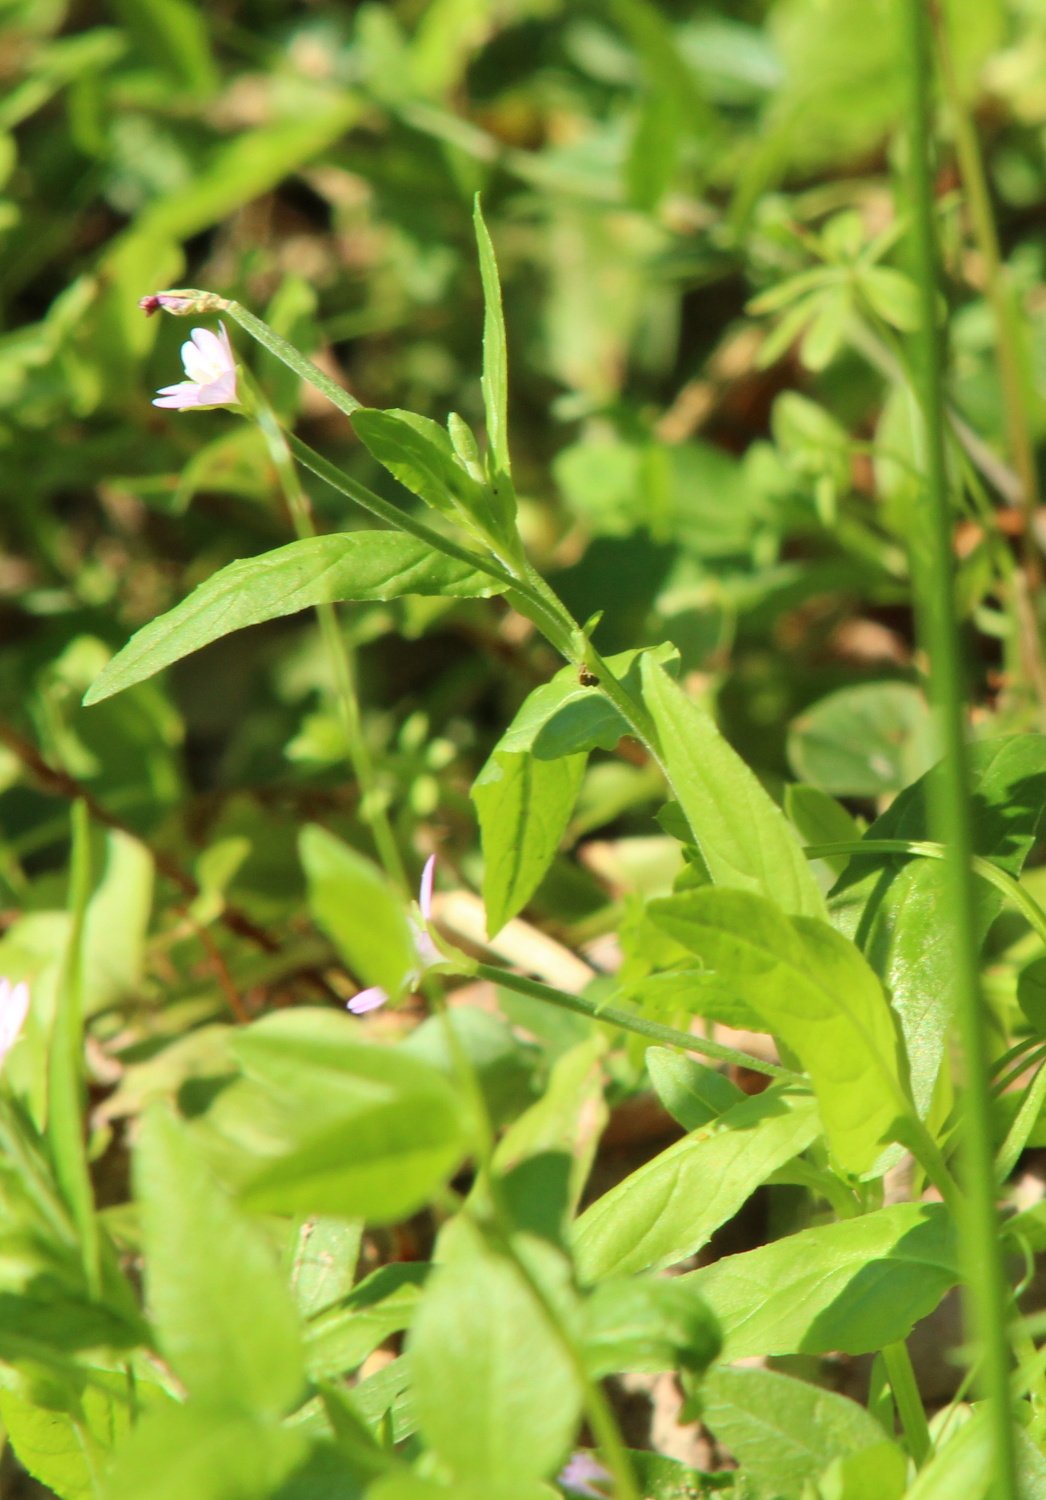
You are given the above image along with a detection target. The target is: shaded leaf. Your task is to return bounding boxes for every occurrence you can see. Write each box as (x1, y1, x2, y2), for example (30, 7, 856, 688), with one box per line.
(473, 748, 586, 936)
(699, 1365, 905, 1498)
(681, 1202, 957, 1359)
(830, 735, 1046, 1115)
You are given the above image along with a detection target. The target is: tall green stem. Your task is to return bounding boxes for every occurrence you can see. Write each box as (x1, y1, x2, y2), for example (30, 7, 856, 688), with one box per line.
(250, 390, 408, 892)
(424, 981, 639, 1500)
(930, 12, 1046, 721)
(882, 1341, 932, 1466)
(901, 5, 1017, 1494)
(473, 962, 800, 1081)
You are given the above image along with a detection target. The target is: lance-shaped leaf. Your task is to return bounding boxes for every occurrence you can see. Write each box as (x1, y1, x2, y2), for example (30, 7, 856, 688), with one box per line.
(473, 748, 586, 936)
(84, 531, 500, 704)
(641, 656, 826, 918)
(501, 643, 678, 760)
(135, 1105, 306, 1414)
(649, 887, 910, 1175)
(680, 1202, 957, 1360)
(700, 1366, 907, 1498)
(830, 735, 1046, 1115)
(574, 1087, 820, 1279)
(473, 196, 510, 480)
(352, 409, 488, 522)
(408, 1237, 582, 1485)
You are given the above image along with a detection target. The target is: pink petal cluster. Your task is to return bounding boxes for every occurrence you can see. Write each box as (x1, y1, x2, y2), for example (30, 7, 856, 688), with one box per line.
(348, 856, 438, 1015)
(0, 978, 29, 1067)
(153, 323, 238, 410)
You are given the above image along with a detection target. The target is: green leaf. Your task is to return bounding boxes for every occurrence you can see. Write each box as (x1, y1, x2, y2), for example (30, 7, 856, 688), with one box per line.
(903, 1408, 1046, 1500)
(574, 1087, 820, 1279)
(492, 1036, 608, 1224)
(699, 1366, 906, 1498)
(473, 196, 510, 479)
(288, 1216, 362, 1320)
(84, 532, 500, 705)
(785, 784, 863, 878)
(101, 1402, 309, 1500)
(352, 408, 487, 520)
(830, 735, 1046, 1115)
(49, 802, 99, 1294)
(231, 1009, 468, 1222)
(81, 830, 153, 1016)
(125, 95, 363, 247)
(369, 1477, 549, 1500)
(135, 1106, 306, 1415)
(472, 748, 587, 936)
(1018, 955, 1046, 1037)
(407, 1237, 582, 1484)
(500, 644, 678, 760)
(107, 0, 218, 96)
(649, 888, 910, 1175)
(299, 826, 417, 998)
(641, 656, 826, 919)
(788, 682, 936, 797)
(305, 1263, 428, 1380)
(859, 265, 921, 332)
(0, 1372, 143, 1500)
(645, 1046, 745, 1131)
(401, 1005, 539, 1129)
(582, 1276, 720, 1378)
(681, 1202, 957, 1359)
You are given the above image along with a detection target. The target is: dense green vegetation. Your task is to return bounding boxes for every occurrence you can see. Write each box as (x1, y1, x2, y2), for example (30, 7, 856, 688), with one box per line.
(4, 1, 1046, 1496)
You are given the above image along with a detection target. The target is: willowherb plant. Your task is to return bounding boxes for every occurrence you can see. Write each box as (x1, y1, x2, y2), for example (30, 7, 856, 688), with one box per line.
(1, 159, 1043, 1498)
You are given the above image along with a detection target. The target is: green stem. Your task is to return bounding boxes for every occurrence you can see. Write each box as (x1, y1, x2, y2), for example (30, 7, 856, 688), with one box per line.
(424, 981, 639, 1500)
(249, 389, 408, 892)
(901, 4, 1018, 1492)
(473, 961, 801, 1082)
(882, 1341, 932, 1466)
(931, 13, 1046, 722)
(183, 295, 666, 768)
(804, 837, 1046, 948)
(930, 18, 1041, 540)
(225, 300, 362, 421)
(996, 1058, 1046, 1182)
(287, 435, 575, 656)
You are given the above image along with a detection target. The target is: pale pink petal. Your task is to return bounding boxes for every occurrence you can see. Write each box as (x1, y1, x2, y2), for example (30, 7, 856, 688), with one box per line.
(181, 328, 225, 384)
(203, 368, 237, 405)
(348, 986, 388, 1015)
(154, 322, 237, 410)
(558, 1453, 612, 1499)
(153, 381, 206, 410)
(418, 856, 436, 922)
(0, 979, 29, 1061)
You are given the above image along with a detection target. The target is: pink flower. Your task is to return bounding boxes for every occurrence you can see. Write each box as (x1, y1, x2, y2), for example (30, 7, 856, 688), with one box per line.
(153, 323, 238, 410)
(348, 856, 438, 1015)
(0, 978, 29, 1067)
(558, 1453, 612, 1499)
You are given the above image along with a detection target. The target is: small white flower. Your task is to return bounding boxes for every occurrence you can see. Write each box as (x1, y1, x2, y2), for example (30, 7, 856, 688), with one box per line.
(153, 323, 238, 410)
(348, 856, 438, 1015)
(0, 978, 29, 1067)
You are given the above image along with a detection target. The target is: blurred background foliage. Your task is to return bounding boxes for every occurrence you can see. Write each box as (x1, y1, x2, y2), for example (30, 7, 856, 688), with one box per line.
(3, 0, 1046, 1053)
